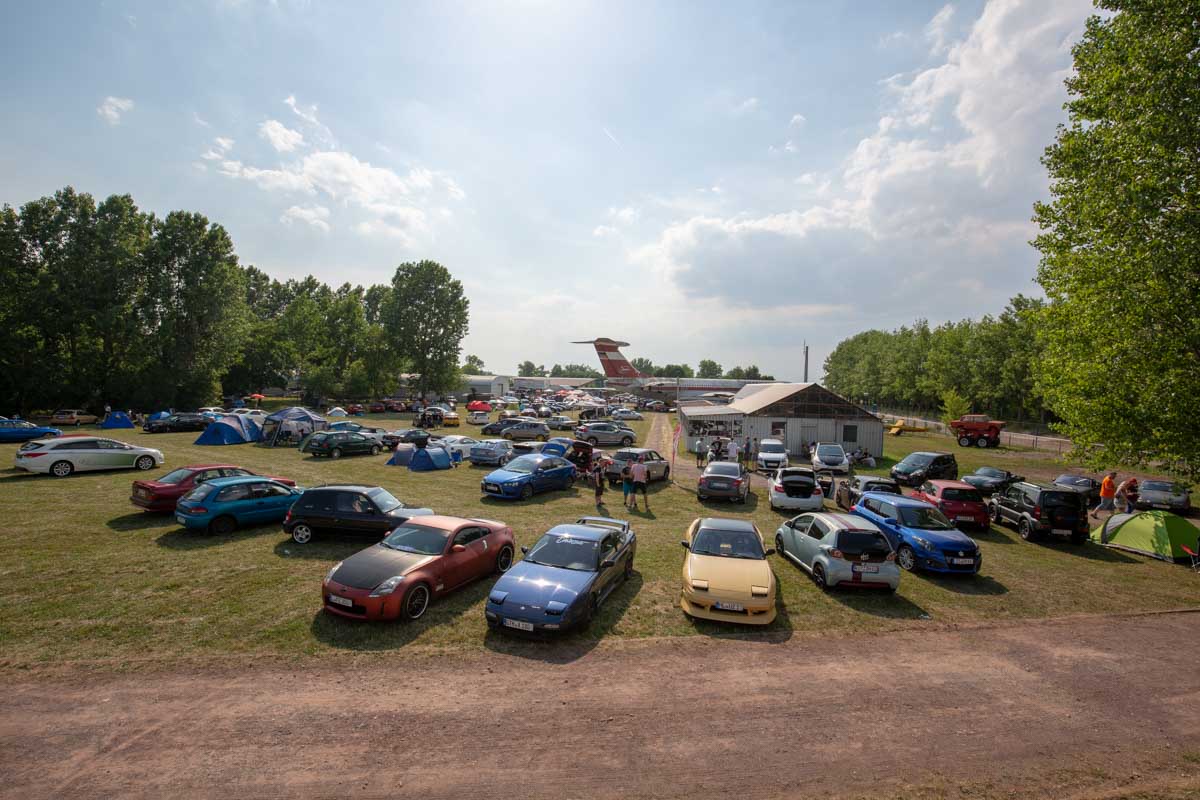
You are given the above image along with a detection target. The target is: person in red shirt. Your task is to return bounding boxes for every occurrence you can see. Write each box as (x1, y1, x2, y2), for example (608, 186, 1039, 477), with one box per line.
(1092, 471, 1118, 519)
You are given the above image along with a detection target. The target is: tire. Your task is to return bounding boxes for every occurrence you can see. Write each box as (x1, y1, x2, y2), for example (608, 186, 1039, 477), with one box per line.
(621, 437, 633, 446)
(1070, 531, 1087, 545)
(50, 460, 74, 478)
(330, 448, 342, 459)
(209, 515, 236, 535)
(564, 474, 575, 489)
(290, 523, 314, 544)
(587, 437, 598, 445)
(370, 445, 380, 456)
(775, 533, 786, 558)
(1018, 518, 1038, 541)
(812, 563, 828, 590)
(698, 494, 707, 502)
(989, 503, 1002, 524)
(896, 545, 917, 571)
(958, 436, 972, 447)
(135, 456, 155, 471)
(495, 545, 514, 574)
(975, 437, 989, 448)
(520, 484, 533, 500)
(623, 556, 634, 580)
(504, 432, 514, 440)
(402, 584, 431, 620)
(581, 593, 598, 628)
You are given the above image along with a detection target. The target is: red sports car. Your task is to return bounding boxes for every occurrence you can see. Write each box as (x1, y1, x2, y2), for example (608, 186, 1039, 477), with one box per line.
(131, 465, 296, 512)
(911, 479, 990, 530)
(322, 515, 515, 621)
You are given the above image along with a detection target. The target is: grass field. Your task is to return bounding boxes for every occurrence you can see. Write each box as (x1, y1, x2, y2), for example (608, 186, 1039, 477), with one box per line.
(1, 412, 1196, 670)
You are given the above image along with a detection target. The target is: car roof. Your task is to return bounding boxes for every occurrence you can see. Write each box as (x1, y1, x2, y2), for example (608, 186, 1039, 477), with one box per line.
(202, 476, 281, 487)
(181, 464, 246, 470)
(1017, 480, 1063, 490)
(811, 512, 883, 531)
(697, 517, 758, 532)
(545, 523, 610, 542)
(305, 484, 375, 492)
(860, 491, 930, 507)
(926, 479, 974, 489)
(616, 447, 654, 454)
(905, 451, 947, 457)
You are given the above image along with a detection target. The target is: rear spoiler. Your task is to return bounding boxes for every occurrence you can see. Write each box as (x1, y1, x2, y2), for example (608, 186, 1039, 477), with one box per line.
(575, 516, 631, 535)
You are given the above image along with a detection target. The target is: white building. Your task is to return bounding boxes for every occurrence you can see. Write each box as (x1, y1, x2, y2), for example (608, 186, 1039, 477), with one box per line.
(460, 374, 513, 398)
(678, 382, 884, 457)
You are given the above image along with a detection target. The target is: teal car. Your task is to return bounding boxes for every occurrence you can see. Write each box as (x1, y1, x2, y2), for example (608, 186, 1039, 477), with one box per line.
(175, 475, 302, 534)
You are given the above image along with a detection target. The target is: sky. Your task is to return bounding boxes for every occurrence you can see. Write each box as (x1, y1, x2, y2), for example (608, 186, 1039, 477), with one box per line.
(0, 0, 1095, 382)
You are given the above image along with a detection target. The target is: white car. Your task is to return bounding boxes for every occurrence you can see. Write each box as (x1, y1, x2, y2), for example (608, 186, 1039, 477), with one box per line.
(767, 467, 826, 511)
(811, 442, 850, 474)
(756, 438, 789, 472)
(15, 436, 164, 477)
(467, 411, 491, 424)
(612, 408, 643, 421)
(231, 408, 267, 419)
(436, 434, 481, 459)
(198, 406, 224, 414)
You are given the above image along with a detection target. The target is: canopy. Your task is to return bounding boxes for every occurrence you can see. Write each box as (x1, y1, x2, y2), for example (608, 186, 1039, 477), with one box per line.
(386, 443, 417, 466)
(148, 411, 171, 422)
(409, 446, 452, 471)
(195, 414, 262, 446)
(100, 411, 134, 429)
(260, 407, 326, 447)
(1091, 510, 1199, 562)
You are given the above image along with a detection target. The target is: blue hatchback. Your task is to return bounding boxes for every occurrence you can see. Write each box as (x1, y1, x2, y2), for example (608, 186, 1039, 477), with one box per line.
(0, 419, 61, 443)
(850, 491, 982, 574)
(481, 453, 576, 500)
(175, 476, 302, 534)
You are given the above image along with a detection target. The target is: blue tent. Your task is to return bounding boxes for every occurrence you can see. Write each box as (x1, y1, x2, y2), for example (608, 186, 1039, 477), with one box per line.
(195, 415, 262, 446)
(261, 407, 326, 447)
(100, 411, 134, 429)
(409, 446, 452, 471)
(386, 443, 416, 466)
(148, 411, 171, 423)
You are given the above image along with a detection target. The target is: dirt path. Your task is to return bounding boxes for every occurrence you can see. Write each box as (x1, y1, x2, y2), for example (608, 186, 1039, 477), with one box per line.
(3, 612, 1199, 799)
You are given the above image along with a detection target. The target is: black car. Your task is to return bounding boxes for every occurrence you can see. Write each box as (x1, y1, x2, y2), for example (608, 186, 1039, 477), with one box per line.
(890, 451, 958, 487)
(283, 485, 434, 544)
(382, 428, 432, 448)
(301, 431, 380, 458)
(961, 466, 1025, 496)
(143, 413, 209, 433)
(481, 418, 524, 436)
(835, 474, 902, 511)
(697, 461, 751, 503)
(1053, 474, 1101, 507)
(989, 481, 1089, 544)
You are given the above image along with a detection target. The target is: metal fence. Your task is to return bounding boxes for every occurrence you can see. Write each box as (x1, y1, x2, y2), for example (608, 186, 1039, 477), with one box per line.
(878, 411, 1074, 455)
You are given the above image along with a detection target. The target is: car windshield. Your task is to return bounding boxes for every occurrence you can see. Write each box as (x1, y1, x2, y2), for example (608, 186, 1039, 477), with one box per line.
(503, 456, 539, 474)
(156, 468, 195, 485)
(1141, 480, 1182, 493)
(897, 506, 955, 530)
(941, 488, 982, 502)
(691, 528, 765, 559)
(380, 524, 448, 555)
(524, 534, 599, 571)
(899, 453, 934, 468)
(182, 484, 212, 502)
(706, 463, 741, 477)
(978, 467, 1005, 478)
(816, 445, 843, 459)
(367, 488, 405, 513)
(760, 442, 786, 453)
(1042, 491, 1083, 510)
(613, 450, 640, 462)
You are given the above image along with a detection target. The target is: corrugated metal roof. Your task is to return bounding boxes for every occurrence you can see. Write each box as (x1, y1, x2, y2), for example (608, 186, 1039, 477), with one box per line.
(678, 382, 878, 420)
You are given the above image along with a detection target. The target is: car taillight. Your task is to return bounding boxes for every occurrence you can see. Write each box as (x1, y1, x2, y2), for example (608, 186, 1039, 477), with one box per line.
(773, 483, 785, 493)
(1033, 506, 1041, 519)
(733, 479, 743, 487)
(285, 510, 292, 523)
(813, 486, 822, 495)
(830, 549, 844, 560)
(20, 452, 45, 458)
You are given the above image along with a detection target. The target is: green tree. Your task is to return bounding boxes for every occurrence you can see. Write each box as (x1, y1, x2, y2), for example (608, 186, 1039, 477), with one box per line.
(381, 261, 469, 398)
(630, 357, 654, 375)
(725, 366, 745, 380)
(549, 363, 601, 378)
(696, 359, 723, 379)
(940, 388, 970, 426)
(657, 363, 695, 378)
(1033, 0, 1200, 478)
(517, 361, 546, 377)
(461, 354, 487, 374)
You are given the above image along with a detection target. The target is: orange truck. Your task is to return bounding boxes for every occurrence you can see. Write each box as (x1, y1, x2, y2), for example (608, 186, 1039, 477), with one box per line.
(948, 415, 1005, 448)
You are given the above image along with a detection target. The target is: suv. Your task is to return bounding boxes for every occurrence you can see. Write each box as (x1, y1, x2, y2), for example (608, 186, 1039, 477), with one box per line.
(143, 413, 210, 433)
(282, 485, 434, 544)
(604, 448, 669, 485)
(890, 451, 958, 487)
(575, 422, 635, 446)
(755, 438, 789, 472)
(502, 420, 550, 441)
(301, 431, 381, 458)
(989, 481, 1090, 544)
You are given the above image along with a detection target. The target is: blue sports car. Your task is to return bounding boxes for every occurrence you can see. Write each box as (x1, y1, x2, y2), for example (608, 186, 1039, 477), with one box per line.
(481, 453, 576, 500)
(175, 475, 302, 535)
(0, 419, 61, 442)
(850, 491, 982, 574)
(486, 517, 636, 633)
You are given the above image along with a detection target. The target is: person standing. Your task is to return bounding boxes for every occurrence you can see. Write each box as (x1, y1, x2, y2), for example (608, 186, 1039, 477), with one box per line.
(630, 457, 650, 511)
(591, 463, 606, 510)
(621, 462, 634, 509)
(728, 438, 739, 464)
(1092, 471, 1118, 519)
(694, 437, 706, 468)
(1116, 476, 1140, 515)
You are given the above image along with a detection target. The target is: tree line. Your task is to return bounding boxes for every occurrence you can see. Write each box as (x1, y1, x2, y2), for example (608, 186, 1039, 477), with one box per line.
(0, 187, 470, 414)
(513, 358, 775, 381)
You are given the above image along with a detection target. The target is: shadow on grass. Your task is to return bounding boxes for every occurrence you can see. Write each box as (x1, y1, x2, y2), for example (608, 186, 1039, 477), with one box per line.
(920, 572, 1009, 596)
(156, 522, 284, 550)
(108, 511, 176, 533)
(1043, 538, 1140, 564)
(272, 538, 374, 561)
(483, 572, 644, 664)
(971, 523, 1019, 546)
(826, 585, 930, 619)
(695, 492, 760, 511)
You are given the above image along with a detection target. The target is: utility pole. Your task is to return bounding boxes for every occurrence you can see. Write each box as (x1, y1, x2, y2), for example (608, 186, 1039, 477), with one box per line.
(803, 342, 809, 383)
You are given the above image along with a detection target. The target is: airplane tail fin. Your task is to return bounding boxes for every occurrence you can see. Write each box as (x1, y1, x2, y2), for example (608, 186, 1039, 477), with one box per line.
(573, 338, 648, 379)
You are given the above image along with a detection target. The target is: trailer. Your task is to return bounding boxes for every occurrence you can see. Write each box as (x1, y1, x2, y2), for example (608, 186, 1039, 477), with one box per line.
(948, 415, 1005, 448)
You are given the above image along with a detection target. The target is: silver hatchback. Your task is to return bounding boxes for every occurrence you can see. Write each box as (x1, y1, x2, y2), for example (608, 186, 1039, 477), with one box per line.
(774, 512, 900, 592)
(502, 420, 550, 441)
(575, 422, 636, 446)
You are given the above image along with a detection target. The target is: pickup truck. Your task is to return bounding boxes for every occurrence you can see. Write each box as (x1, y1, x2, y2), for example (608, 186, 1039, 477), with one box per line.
(948, 415, 1004, 448)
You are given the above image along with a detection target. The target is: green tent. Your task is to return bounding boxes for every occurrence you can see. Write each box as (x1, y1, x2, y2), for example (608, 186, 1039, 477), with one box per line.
(1090, 511, 1199, 562)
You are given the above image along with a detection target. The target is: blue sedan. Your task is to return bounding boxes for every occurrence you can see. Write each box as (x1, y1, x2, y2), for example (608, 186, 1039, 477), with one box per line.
(175, 476, 302, 535)
(486, 517, 636, 633)
(849, 491, 982, 574)
(0, 420, 61, 442)
(481, 453, 576, 500)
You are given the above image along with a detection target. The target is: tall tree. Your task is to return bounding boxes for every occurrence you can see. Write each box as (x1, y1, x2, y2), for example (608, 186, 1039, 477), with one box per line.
(1033, 0, 1200, 478)
(461, 354, 487, 374)
(382, 261, 469, 398)
(696, 359, 723, 379)
(517, 361, 546, 377)
(630, 357, 654, 375)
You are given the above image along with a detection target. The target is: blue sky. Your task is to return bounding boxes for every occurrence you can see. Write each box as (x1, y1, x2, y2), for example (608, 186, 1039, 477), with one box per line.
(0, 0, 1094, 380)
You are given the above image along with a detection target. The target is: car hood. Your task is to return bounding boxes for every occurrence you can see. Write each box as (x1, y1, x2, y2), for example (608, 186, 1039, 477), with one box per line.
(906, 527, 978, 550)
(1139, 489, 1188, 503)
(331, 546, 437, 590)
(490, 560, 594, 607)
(686, 554, 772, 592)
(484, 468, 529, 483)
(964, 475, 1002, 486)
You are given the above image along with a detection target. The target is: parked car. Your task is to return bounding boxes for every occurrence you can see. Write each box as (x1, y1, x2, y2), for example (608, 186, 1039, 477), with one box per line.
(132, 464, 295, 512)
(442, 411, 461, 427)
(469, 439, 515, 466)
(50, 409, 99, 427)
(890, 451, 958, 487)
(603, 448, 670, 486)
(15, 436, 164, 477)
(328, 421, 388, 443)
(766, 466, 824, 511)
(1134, 480, 1192, 514)
(962, 466, 1024, 496)
(482, 417, 524, 435)
(436, 434, 481, 460)
(611, 408, 643, 421)
(1053, 474, 1102, 507)
(466, 400, 492, 412)
(323, 515, 515, 621)
(575, 422, 635, 446)
(811, 442, 850, 474)
(368, 402, 387, 413)
(988, 481, 1089, 544)
(231, 408, 268, 420)
(910, 480, 989, 530)
(0, 419, 61, 443)
(481, 453, 576, 500)
(851, 492, 982, 573)
(697, 461, 751, 503)
(385, 400, 407, 413)
(679, 517, 776, 625)
(143, 413, 210, 433)
(774, 512, 899, 591)
(382, 428, 432, 448)
(486, 517, 635, 633)
(502, 420, 550, 441)
(834, 474, 902, 511)
(755, 438, 789, 472)
(283, 485, 433, 544)
(467, 411, 491, 425)
(197, 406, 225, 415)
(546, 415, 576, 431)
(174, 476, 301, 534)
(301, 431, 381, 458)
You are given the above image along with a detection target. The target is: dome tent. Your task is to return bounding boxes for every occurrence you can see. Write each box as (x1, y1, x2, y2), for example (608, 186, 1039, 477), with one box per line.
(260, 407, 326, 447)
(148, 411, 171, 423)
(1091, 510, 1199, 562)
(100, 411, 134, 429)
(409, 446, 452, 471)
(195, 414, 262, 446)
(386, 443, 416, 466)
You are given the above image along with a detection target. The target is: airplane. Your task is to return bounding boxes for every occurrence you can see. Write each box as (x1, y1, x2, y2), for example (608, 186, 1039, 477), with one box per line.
(573, 338, 777, 401)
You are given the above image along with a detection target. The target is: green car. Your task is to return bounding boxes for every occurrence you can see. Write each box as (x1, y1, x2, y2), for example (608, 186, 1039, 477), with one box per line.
(302, 431, 381, 459)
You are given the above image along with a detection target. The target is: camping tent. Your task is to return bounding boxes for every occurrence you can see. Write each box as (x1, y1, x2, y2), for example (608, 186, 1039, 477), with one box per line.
(327, 407, 348, 417)
(386, 443, 416, 466)
(409, 446, 452, 471)
(100, 411, 134, 429)
(195, 414, 262, 446)
(148, 411, 171, 423)
(260, 407, 326, 447)
(1091, 511, 1199, 562)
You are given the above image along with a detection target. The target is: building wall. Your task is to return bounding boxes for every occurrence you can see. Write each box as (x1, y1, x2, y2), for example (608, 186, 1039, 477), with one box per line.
(682, 412, 883, 457)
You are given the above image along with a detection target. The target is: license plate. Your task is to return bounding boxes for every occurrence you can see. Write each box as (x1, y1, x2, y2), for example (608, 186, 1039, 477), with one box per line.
(485, 483, 500, 492)
(175, 514, 186, 525)
(710, 482, 728, 489)
(951, 557, 974, 565)
(1052, 528, 1071, 536)
(955, 515, 972, 522)
(714, 601, 744, 612)
(503, 618, 534, 631)
(852, 564, 879, 573)
(328, 594, 353, 608)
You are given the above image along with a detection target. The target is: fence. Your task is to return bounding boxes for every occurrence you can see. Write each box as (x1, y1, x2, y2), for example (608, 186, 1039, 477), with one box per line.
(878, 410, 1074, 455)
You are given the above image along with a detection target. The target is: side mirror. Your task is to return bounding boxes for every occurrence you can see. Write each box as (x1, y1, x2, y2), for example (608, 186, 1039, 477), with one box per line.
(764, 548, 776, 557)
(451, 544, 467, 553)
(680, 540, 690, 550)
(520, 545, 529, 554)
(600, 558, 616, 569)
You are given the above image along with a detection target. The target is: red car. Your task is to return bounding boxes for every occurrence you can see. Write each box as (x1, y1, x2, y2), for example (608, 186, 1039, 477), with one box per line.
(131, 465, 297, 512)
(322, 515, 514, 621)
(466, 400, 492, 412)
(911, 479, 990, 530)
(368, 402, 387, 413)
(385, 400, 407, 412)
(346, 403, 365, 415)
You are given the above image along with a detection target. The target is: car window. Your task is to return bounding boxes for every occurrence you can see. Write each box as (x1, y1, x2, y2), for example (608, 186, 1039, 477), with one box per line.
(196, 469, 223, 483)
(878, 502, 899, 521)
(256, 482, 293, 497)
(942, 487, 982, 502)
(222, 468, 252, 477)
(336, 493, 374, 514)
(53, 441, 91, 450)
(453, 527, 482, 546)
(1005, 486, 1023, 501)
(807, 519, 828, 539)
(921, 482, 935, 495)
(599, 534, 617, 560)
(862, 497, 880, 513)
(790, 515, 812, 534)
(216, 483, 252, 502)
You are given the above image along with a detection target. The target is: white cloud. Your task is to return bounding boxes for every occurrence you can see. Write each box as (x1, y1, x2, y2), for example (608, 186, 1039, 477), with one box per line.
(592, 225, 618, 238)
(192, 112, 211, 128)
(258, 119, 305, 153)
(284, 94, 334, 146)
(214, 136, 234, 152)
(97, 96, 134, 125)
(732, 97, 759, 115)
(609, 206, 638, 224)
(789, 114, 807, 128)
(200, 137, 235, 160)
(925, 4, 956, 54)
(280, 204, 331, 232)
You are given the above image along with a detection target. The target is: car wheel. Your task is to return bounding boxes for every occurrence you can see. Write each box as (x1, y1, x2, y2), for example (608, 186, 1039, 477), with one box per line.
(209, 515, 236, 535)
(330, 448, 342, 459)
(520, 484, 533, 500)
(975, 437, 989, 448)
(291, 524, 314, 544)
(1070, 531, 1087, 545)
(775, 533, 786, 557)
(812, 563, 828, 590)
(402, 583, 431, 620)
(958, 436, 972, 447)
(989, 503, 1002, 524)
(662, 467, 670, 481)
(50, 460, 74, 478)
(565, 473, 575, 489)
(698, 494, 707, 502)
(587, 437, 598, 445)
(495, 545, 514, 574)
(621, 437, 633, 446)
(623, 556, 634, 580)
(1018, 518, 1039, 541)
(135, 456, 155, 471)
(503, 432, 514, 440)
(581, 593, 598, 627)
(370, 445, 380, 455)
(896, 545, 917, 571)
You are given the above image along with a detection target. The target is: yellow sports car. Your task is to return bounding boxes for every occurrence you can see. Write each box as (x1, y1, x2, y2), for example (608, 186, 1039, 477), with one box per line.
(680, 517, 777, 625)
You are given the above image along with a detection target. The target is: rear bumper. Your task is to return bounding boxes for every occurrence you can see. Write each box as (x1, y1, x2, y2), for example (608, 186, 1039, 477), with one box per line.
(769, 492, 823, 510)
(131, 494, 175, 512)
(826, 561, 901, 589)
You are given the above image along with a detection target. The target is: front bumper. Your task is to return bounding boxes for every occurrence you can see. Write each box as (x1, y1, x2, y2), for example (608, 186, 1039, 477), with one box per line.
(917, 549, 982, 574)
(481, 481, 523, 498)
(485, 603, 579, 633)
(815, 463, 850, 474)
(757, 459, 788, 472)
(322, 580, 401, 621)
(680, 590, 775, 625)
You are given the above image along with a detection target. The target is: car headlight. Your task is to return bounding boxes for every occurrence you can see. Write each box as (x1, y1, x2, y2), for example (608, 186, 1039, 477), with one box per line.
(324, 561, 343, 583)
(913, 537, 935, 552)
(369, 575, 406, 597)
(488, 590, 508, 605)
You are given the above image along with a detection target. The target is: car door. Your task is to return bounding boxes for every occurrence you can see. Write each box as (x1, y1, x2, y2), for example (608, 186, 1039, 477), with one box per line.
(592, 532, 621, 602)
(332, 491, 383, 537)
(647, 452, 665, 480)
(997, 486, 1022, 523)
(441, 526, 490, 590)
(95, 439, 137, 469)
(873, 500, 902, 548)
(802, 518, 831, 568)
(783, 514, 812, 560)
